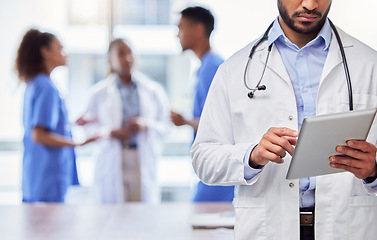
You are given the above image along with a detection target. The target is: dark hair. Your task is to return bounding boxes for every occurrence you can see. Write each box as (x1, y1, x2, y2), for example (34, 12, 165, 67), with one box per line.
(181, 6, 215, 38)
(15, 29, 55, 81)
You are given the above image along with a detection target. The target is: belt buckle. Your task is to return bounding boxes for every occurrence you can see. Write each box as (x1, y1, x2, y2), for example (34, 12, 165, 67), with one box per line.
(300, 211, 314, 227)
(123, 143, 137, 149)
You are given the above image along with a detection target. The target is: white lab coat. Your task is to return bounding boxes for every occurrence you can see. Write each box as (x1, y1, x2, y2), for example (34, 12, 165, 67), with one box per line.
(191, 26, 377, 239)
(84, 73, 170, 204)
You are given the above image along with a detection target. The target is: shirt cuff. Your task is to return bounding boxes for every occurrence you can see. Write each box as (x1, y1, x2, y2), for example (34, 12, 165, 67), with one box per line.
(244, 144, 264, 180)
(363, 177, 377, 189)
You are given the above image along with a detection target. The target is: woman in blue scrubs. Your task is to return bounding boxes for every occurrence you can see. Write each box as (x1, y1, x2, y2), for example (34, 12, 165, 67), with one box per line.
(15, 29, 97, 203)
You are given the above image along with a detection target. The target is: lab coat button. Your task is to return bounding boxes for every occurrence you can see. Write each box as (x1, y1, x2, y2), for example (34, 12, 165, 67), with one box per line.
(289, 116, 293, 121)
(289, 183, 294, 188)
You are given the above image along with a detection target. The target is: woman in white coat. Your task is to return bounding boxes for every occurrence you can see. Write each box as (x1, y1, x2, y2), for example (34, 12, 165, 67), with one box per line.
(77, 39, 170, 204)
(192, 1, 377, 239)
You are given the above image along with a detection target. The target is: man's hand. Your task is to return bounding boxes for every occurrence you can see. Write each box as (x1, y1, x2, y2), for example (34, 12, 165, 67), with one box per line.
(126, 117, 147, 133)
(170, 111, 186, 126)
(330, 140, 377, 179)
(249, 127, 298, 168)
(111, 128, 132, 141)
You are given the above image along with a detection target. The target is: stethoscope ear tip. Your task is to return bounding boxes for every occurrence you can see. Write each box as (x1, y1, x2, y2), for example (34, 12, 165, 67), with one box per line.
(248, 92, 254, 98)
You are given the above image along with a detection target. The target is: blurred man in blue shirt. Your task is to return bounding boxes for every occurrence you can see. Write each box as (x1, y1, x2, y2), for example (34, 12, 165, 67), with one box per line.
(171, 6, 234, 202)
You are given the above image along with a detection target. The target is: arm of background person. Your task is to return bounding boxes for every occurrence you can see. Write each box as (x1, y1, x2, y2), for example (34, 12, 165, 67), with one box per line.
(33, 126, 98, 147)
(170, 111, 199, 132)
(143, 84, 172, 138)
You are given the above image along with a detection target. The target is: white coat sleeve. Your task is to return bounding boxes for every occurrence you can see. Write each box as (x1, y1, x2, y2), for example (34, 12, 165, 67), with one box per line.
(80, 86, 111, 138)
(191, 65, 258, 186)
(145, 84, 171, 139)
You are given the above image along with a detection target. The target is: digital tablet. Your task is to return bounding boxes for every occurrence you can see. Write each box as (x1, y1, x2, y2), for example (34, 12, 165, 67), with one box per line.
(286, 108, 377, 179)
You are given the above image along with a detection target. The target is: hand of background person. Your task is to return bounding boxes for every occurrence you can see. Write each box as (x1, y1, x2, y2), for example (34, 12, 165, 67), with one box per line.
(75, 116, 98, 126)
(170, 111, 186, 126)
(110, 128, 132, 141)
(126, 117, 147, 133)
(330, 140, 377, 179)
(249, 127, 298, 168)
(78, 135, 102, 146)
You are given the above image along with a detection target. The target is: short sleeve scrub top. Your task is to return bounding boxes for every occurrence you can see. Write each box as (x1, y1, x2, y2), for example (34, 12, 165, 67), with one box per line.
(22, 74, 79, 202)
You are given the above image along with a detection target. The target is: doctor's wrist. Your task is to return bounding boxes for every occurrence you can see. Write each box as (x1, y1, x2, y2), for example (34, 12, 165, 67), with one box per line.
(249, 145, 265, 169)
(249, 160, 263, 169)
(364, 163, 377, 183)
(368, 163, 377, 177)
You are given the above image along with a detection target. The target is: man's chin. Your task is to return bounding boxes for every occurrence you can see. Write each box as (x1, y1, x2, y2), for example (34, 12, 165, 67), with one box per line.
(293, 21, 321, 34)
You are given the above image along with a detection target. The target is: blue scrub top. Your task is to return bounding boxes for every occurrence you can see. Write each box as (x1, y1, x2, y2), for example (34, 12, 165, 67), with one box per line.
(193, 52, 224, 119)
(22, 74, 79, 202)
(192, 52, 235, 202)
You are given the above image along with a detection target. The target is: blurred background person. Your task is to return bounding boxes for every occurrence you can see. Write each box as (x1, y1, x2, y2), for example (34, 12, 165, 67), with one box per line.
(76, 38, 171, 204)
(171, 6, 234, 202)
(15, 29, 97, 203)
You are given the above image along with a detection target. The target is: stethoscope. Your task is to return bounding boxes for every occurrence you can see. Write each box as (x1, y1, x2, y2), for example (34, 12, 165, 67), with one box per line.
(244, 19, 353, 111)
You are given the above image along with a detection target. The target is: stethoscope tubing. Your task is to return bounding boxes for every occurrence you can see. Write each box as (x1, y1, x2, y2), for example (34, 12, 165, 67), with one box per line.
(244, 19, 353, 111)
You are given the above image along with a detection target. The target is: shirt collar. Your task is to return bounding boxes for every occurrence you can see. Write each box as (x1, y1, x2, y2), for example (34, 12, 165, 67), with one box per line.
(268, 18, 332, 51)
(116, 74, 136, 89)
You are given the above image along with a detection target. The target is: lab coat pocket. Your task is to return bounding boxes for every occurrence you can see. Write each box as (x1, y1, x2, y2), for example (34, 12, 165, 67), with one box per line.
(233, 197, 266, 240)
(339, 93, 377, 110)
(348, 196, 377, 240)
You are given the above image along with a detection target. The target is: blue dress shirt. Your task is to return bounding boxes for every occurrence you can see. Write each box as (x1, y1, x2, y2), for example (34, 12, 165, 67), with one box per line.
(116, 75, 140, 146)
(270, 19, 331, 208)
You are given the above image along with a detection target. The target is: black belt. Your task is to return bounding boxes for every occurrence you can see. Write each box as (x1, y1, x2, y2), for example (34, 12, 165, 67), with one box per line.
(123, 143, 137, 149)
(300, 207, 314, 227)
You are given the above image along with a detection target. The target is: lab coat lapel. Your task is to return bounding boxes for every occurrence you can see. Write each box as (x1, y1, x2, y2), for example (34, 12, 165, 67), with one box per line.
(259, 43, 292, 89)
(106, 75, 123, 129)
(320, 27, 353, 86)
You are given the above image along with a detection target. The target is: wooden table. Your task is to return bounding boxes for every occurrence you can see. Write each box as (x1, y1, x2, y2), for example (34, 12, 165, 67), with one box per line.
(0, 203, 234, 240)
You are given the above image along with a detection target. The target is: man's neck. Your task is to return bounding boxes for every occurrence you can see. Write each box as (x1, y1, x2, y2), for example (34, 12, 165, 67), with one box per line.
(118, 74, 132, 86)
(193, 41, 211, 60)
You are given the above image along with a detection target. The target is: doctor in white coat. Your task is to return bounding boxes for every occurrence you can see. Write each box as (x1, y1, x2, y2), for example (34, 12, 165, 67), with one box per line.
(78, 39, 170, 204)
(192, 0, 377, 239)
